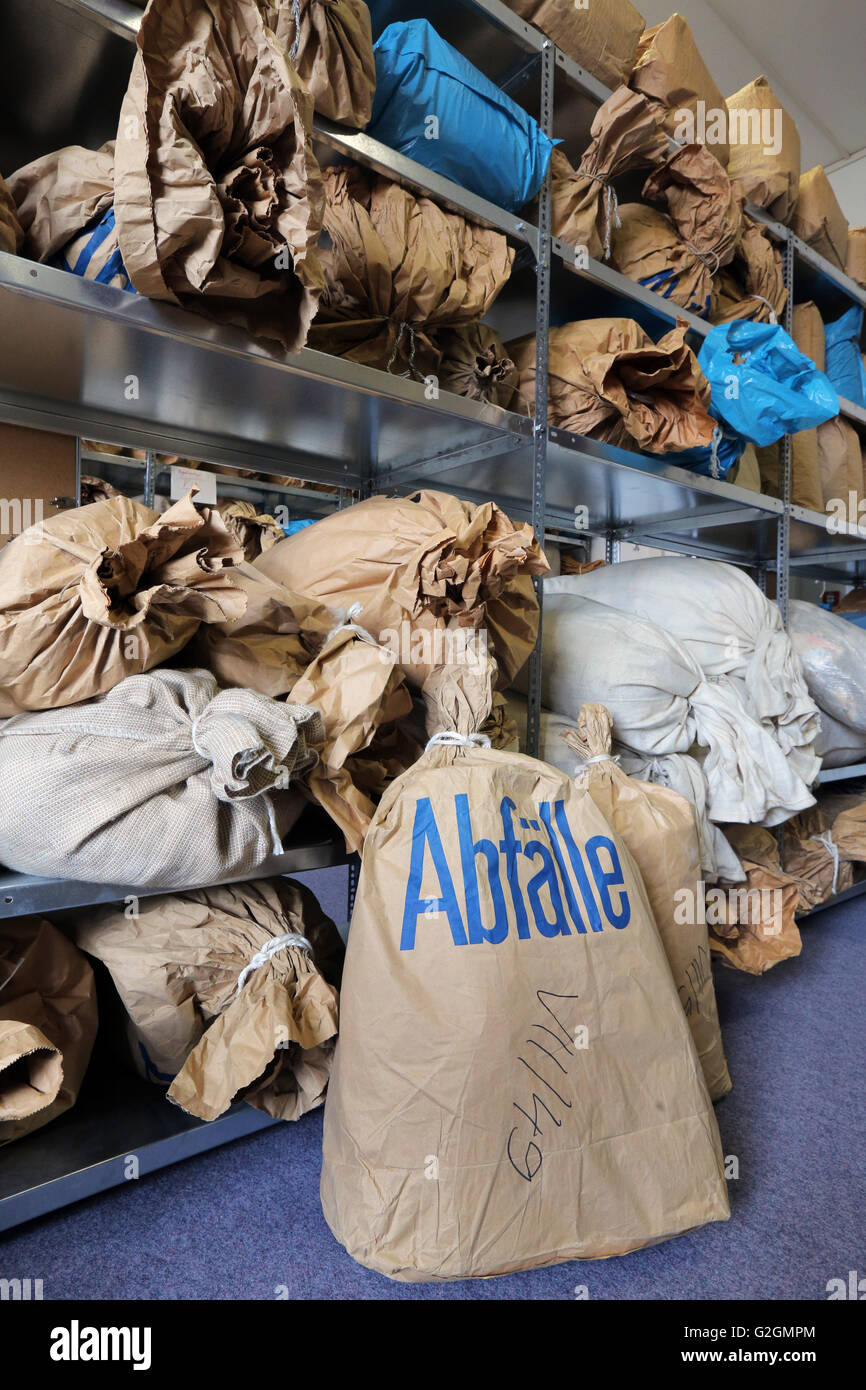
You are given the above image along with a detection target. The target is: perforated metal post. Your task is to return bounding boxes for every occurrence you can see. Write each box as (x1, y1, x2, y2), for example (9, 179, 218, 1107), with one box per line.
(776, 235, 795, 629)
(143, 450, 157, 508)
(524, 39, 554, 760)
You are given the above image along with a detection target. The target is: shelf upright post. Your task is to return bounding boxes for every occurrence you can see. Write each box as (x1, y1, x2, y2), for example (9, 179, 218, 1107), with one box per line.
(524, 38, 554, 760)
(143, 451, 157, 508)
(776, 235, 796, 629)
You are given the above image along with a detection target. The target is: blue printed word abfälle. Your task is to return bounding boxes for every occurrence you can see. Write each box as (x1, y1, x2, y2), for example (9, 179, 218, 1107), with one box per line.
(400, 795, 631, 950)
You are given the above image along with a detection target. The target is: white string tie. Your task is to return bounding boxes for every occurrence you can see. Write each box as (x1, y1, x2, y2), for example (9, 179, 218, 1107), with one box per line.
(425, 731, 492, 751)
(235, 933, 312, 995)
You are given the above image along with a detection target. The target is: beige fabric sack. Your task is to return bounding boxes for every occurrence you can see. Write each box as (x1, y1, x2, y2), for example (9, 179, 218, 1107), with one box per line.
(113, 0, 325, 351)
(0, 668, 320, 888)
(791, 167, 849, 271)
(725, 76, 800, 223)
(562, 705, 731, 1101)
(845, 227, 866, 288)
(548, 87, 668, 261)
(254, 490, 547, 687)
(756, 433, 823, 514)
(434, 323, 517, 408)
(631, 14, 730, 166)
(509, 318, 715, 452)
(0, 492, 246, 716)
(288, 619, 420, 854)
(256, 0, 375, 126)
(711, 217, 787, 324)
(818, 416, 863, 511)
(74, 879, 342, 1123)
(792, 301, 826, 371)
(321, 692, 729, 1279)
(0, 918, 98, 1147)
(0, 172, 24, 255)
(501, 0, 645, 90)
(309, 167, 514, 377)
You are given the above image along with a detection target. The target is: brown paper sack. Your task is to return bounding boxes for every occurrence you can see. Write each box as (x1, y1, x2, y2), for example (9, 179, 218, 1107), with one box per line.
(0, 492, 246, 716)
(501, 0, 645, 89)
(710, 825, 804, 974)
(0, 918, 98, 1147)
(791, 166, 849, 271)
(254, 489, 547, 686)
(612, 203, 715, 316)
(732, 443, 762, 492)
(725, 76, 800, 223)
(288, 619, 421, 854)
(845, 227, 866, 288)
(256, 0, 376, 127)
(792, 301, 826, 372)
(825, 797, 866, 864)
(433, 323, 517, 408)
(74, 880, 342, 1124)
(509, 318, 715, 453)
(548, 87, 668, 261)
(309, 166, 514, 377)
(217, 500, 285, 562)
(321, 670, 729, 1280)
(195, 560, 324, 698)
(8, 143, 115, 263)
(561, 705, 731, 1101)
(818, 416, 863, 512)
(0, 172, 24, 255)
(631, 14, 731, 166)
(0, 668, 320, 889)
(711, 217, 787, 324)
(642, 142, 744, 274)
(756, 433, 823, 514)
(111, 0, 325, 351)
(781, 809, 853, 908)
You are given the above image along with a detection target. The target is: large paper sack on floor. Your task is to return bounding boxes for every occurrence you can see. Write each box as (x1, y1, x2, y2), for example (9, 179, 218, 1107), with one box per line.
(562, 705, 731, 1100)
(0, 918, 98, 1146)
(0, 493, 245, 716)
(0, 669, 319, 888)
(501, 0, 644, 89)
(256, 0, 376, 126)
(75, 879, 342, 1123)
(321, 736, 729, 1279)
(254, 490, 547, 686)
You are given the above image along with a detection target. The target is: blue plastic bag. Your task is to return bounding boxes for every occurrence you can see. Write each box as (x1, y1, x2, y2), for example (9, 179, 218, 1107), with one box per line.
(281, 518, 317, 537)
(696, 320, 839, 447)
(824, 306, 866, 407)
(368, 20, 556, 214)
(661, 425, 745, 481)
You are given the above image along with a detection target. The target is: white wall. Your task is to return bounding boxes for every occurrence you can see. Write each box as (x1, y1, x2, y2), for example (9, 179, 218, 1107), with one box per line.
(828, 159, 866, 230)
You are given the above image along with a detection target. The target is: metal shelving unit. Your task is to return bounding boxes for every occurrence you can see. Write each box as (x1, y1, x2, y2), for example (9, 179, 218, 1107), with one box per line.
(2, 0, 865, 1230)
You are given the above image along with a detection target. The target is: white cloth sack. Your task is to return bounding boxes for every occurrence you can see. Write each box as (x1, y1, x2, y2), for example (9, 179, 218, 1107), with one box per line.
(506, 693, 743, 882)
(517, 591, 814, 826)
(0, 669, 320, 888)
(789, 601, 866, 734)
(815, 710, 866, 768)
(546, 561, 820, 774)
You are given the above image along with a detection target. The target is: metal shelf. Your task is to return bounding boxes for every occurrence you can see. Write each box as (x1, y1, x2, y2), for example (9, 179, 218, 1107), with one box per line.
(816, 763, 866, 785)
(0, 1064, 278, 1233)
(0, 810, 351, 920)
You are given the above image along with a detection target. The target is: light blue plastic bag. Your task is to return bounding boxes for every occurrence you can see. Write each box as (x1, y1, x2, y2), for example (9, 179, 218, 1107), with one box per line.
(368, 20, 557, 214)
(824, 306, 866, 407)
(696, 320, 839, 447)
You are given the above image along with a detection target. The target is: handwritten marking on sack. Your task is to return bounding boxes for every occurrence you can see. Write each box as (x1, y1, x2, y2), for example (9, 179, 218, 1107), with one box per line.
(424, 1155, 439, 1181)
(507, 990, 582, 1183)
(400, 795, 631, 949)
